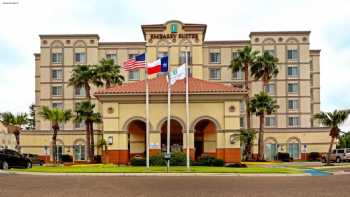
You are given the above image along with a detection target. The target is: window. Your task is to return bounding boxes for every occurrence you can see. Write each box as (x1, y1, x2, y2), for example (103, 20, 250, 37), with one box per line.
(128, 54, 137, 59)
(106, 53, 117, 62)
(54, 145, 64, 161)
(52, 102, 63, 109)
(232, 52, 239, 60)
(240, 101, 245, 113)
(128, 69, 140, 81)
(240, 117, 245, 128)
(75, 121, 85, 129)
(52, 69, 63, 80)
(232, 70, 243, 80)
(265, 49, 276, 57)
(288, 143, 300, 159)
(288, 66, 299, 77)
(265, 117, 276, 127)
(287, 49, 298, 60)
(288, 117, 300, 127)
(264, 84, 275, 94)
(337, 149, 345, 154)
(157, 52, 168, 59)
(288, 83, 298, 93)
(179, 51, 192, 65)
(52, 86, 62, 97)
(75, 52, 86, 64)
(75, 86, 86, 97)
(74, 144, 86, 161)
(288, 100, 299, 110)
(209, 52, 220, 64)
(52, 53, 63, 64)
(209, 68, 221, 80)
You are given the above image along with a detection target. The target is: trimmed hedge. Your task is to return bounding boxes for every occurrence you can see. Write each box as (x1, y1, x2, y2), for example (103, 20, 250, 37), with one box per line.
(196, 155, 224, 166)
(277, 152, 292, 162)
(61, 154, 73, 162)
(308, 152, 321, 161)
(130, 157, 146, 166)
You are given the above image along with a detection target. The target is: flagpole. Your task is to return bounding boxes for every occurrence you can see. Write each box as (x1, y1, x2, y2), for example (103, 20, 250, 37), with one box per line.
(167, 63, 171, 171)
(185, 48, 190, 170)
(145, 51, 150, 168)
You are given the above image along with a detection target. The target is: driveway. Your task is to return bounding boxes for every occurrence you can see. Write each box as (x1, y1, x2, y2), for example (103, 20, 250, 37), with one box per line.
(1, 174, 349, 197)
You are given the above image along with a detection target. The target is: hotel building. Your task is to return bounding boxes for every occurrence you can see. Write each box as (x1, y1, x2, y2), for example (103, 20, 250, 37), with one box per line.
(21, 20, 329, 164)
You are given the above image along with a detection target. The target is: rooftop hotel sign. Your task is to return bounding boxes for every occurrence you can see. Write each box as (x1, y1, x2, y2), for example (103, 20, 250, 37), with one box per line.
(149, 33, 199, 39)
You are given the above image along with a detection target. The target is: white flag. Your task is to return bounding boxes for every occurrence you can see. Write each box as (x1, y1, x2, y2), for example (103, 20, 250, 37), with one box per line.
(169, 64, 186, 85)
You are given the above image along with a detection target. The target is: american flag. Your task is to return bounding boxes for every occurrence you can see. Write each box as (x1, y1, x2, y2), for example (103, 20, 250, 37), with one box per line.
(123, 53, 145, 71)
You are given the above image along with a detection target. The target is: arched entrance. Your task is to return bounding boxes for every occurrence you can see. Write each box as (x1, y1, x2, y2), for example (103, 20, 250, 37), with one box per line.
(127, 119, 146, 159)
(287, 137, 301, 160)
(194, 119, 217, 160)
(264, 138, 278, 161)
(160, 119, 183, 153)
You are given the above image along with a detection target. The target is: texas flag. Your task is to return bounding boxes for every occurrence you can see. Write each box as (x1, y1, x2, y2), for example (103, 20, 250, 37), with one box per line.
(147, 56, 168, 75)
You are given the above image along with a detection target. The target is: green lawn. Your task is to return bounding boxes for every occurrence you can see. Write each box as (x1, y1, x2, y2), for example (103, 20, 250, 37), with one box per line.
(11, 164, 303, 174)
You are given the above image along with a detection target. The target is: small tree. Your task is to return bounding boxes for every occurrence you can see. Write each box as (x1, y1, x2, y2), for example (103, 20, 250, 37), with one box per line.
(249, 92, 279, 161)
(240, 128, 257, 161)
(1, 112, 28, 151)
(230, 45, 259, 129)
(75, 101, 102, 163)
(313, 110, 350, 165)
(26, 104, 36, 130)
(95, 58, 125, 88)
(338, 132, 350, 148)
(39, 107, 72, 164)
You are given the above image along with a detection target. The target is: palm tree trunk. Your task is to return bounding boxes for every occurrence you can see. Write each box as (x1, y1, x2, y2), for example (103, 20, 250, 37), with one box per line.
(327, 136, 336, 165)
(90, 121, 95, 163)
(52, 128, 58, 164)
(244, 63, 251, 129)
(106, 80, 111, 88)
(85, 120, 91, 163)
(246, 140, 253, 161)
(258, 114, 265, 161)
(85, 83, 91, 101)
(14, 131, 20, 152)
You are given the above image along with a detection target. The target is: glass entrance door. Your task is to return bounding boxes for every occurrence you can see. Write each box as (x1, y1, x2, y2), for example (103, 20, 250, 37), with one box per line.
(288, 143, 300, 159)
(265, 144, 277, 161)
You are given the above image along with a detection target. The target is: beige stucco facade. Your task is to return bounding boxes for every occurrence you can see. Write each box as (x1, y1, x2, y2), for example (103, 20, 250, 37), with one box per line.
(20, 20, 330, 163)
(0, 122, 16, 150)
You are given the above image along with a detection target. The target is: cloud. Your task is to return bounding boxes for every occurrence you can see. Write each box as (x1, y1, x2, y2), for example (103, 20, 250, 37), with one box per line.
(0, 0, 350, 129)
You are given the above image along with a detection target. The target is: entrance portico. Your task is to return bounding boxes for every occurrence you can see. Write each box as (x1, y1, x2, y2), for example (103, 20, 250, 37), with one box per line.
(95, 76, 247, 164)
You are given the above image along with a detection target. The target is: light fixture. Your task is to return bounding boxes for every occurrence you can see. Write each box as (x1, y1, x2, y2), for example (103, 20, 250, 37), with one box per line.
(107, 136, 113, 145)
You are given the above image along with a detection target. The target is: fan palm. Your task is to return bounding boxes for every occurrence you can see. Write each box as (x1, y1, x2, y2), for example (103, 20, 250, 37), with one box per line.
(249, 92, 279, 161)
(0, 112, 28, 151)
(230, 45, 259, 129)
(239, 128, 257, 161)
(75, 101, 102, 163)
(68, 64, 103, 100)
(38, 107, 72, 164)
(95, 58, 125, 88)
(313, 110, 350, 165)
(250, 51, 279, 86)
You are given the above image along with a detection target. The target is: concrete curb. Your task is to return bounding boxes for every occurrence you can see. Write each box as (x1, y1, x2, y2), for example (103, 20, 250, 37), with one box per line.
(0, 170, 310, 177)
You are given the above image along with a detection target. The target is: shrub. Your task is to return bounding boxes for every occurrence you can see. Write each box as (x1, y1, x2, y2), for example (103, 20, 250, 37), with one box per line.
(94, 155, 102, 163)
(308, 152, 321, 161)
(197, 155, 225, 166)
(150, 155, 166, 166)
(61, 154, 73, 162)
(130, 157, 146, 166)
(277, 152, 291, 162)
(226, 163, 247, 168)
(170, 151, 187, 166)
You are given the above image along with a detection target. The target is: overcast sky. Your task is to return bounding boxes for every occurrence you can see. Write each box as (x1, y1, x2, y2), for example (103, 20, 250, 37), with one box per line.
(0, 0, 349, 130)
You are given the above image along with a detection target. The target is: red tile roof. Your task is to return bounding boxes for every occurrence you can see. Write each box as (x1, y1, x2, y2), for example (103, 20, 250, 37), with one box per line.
(95, 76, 246, 95)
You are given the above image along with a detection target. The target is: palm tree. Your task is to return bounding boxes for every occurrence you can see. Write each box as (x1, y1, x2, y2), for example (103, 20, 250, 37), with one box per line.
(39, 107, 72, 164)
(68, 64, 103, 100)
(313, 110, 350, 165)
(75, 101, 102, 163)
(249, 92, 279, 161)
(230, 45, 259, 129)
(0, 112, 28, 151)
(250, 51, 279, 86)
(239, 128, 257, 161)
(95, 58, 125, 88)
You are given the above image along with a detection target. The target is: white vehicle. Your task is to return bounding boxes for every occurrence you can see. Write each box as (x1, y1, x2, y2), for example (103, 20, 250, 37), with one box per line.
(321, 148, 350, 163)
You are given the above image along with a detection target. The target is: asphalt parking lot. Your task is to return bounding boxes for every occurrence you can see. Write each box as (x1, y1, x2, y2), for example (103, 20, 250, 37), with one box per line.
(1, 174, 350, 197)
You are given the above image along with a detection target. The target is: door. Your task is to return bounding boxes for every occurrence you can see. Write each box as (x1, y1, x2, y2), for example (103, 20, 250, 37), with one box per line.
(265, 144, 277, 161)
(288, 143, 300, 160)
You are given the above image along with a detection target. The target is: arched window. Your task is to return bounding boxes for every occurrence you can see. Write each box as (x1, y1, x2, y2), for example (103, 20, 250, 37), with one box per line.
(287, 137, 301, 159)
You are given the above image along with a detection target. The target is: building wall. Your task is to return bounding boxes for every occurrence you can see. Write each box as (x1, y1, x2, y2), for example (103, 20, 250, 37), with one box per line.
(0, 123, 16, 150)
